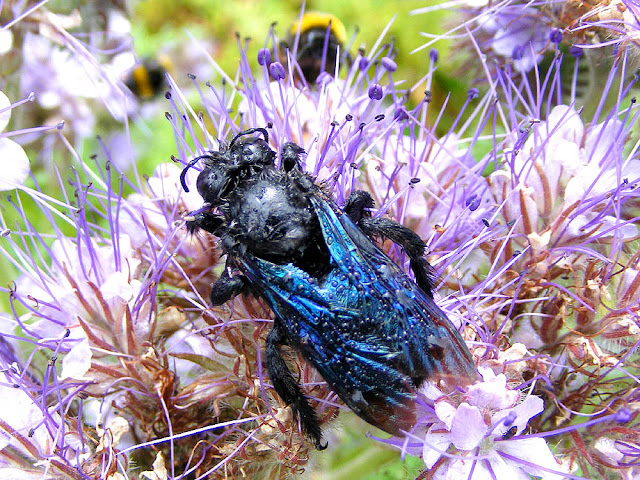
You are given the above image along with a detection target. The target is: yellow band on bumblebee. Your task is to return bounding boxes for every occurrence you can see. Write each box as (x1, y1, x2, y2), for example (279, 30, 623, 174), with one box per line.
(157, 54, 175, 75)
(131, 64, 154, 98)
(291, 12, 347, 45)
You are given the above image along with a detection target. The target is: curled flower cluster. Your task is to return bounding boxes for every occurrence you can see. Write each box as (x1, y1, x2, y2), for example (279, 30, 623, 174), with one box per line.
(0, 2, 639, 480)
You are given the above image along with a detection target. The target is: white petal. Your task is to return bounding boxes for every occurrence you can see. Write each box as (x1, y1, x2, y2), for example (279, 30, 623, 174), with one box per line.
(101, 271, 135, 302)
(499, 437, 566, 479)
(0, 469, 48, 479)
(60, 339, 92, 380)
(0, 137, 30, 190)
(545, 106, 584, 143)
(0, 91, 11, 132)
(420, 381, 445, 401)
(593, 436, 624, 463)
(0, 29, 13, 55)
(422, 430, 452, 469)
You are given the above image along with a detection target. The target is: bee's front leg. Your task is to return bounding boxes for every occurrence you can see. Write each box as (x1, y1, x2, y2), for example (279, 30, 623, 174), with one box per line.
(185, 208, 224, 235)
(209, 271, 248, 305)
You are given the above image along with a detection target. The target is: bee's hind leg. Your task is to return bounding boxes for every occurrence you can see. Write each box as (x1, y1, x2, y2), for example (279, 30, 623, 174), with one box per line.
(265, 320, 327, 450)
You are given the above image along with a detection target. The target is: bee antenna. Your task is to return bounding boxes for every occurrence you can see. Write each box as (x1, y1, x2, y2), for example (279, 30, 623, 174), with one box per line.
(230, 127, 270, 149)
(180, 155, 208, 192)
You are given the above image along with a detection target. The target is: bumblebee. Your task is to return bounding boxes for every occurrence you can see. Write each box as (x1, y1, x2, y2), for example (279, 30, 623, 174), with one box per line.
(123, 55, 173, 100)
(281, 12, 348, 84)
(182, 128, 477, 448)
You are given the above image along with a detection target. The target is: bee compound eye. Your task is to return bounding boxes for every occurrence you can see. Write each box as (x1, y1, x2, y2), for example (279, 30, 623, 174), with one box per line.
(196, 167, 227, 204)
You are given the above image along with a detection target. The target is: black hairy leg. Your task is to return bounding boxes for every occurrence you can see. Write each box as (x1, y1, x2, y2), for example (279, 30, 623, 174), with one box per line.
(265, 321, 326, 449)
(185, 209, 224, 235)
(209, 269, 249, 305)
(343, 190, 374, 223)
(344, 190, 434, 297)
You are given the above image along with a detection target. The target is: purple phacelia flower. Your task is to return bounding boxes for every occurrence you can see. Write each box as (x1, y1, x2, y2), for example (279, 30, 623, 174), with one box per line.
(487, 103, 639, 282)
(566, 0, 640, 62)
(3, 3, 640, 479)
(411, 368, 566, 479)
(477, 5, 552, 72)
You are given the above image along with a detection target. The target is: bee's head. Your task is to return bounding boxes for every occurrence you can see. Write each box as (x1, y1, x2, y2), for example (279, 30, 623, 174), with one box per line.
(180, 152, 234, 206)
(180, 126, 275, 204)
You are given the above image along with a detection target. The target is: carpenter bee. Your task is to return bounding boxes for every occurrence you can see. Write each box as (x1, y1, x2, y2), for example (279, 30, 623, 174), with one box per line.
(280, 12, 348, 84)
(181, 128, 477, 449)
(123, 55, 173, 100)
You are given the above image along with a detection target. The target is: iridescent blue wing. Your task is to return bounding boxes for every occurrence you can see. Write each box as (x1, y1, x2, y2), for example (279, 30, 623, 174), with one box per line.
(238, 197, 476, 436)
(239, 254, 417, 435)
(309, 197, 477, 387)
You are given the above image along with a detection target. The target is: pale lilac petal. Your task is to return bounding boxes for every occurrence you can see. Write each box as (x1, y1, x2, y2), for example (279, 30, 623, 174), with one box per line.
(0, 378, 55, 455)
(584, 117, 624, 165)
(492, 395, 544, 436)
(434, 398, 458, 429)
(513, 53, 543, 73)
(466, 369, 519, 410)
(564, 212, 638, 241)
(490, 9, 540, 56)
(450, 403, 487, 450)
(431, 451, 530, 480)
(423, 430, 453, 469)
(485, 451, 533, 480)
